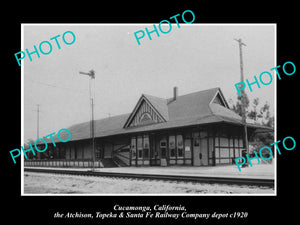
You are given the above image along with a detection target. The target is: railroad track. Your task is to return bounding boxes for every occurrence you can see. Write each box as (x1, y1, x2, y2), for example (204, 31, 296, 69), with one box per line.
(24, 167, 274, 187)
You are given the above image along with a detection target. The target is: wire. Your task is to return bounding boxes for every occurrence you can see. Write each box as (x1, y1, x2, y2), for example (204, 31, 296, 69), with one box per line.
(26, 79, 88, 95)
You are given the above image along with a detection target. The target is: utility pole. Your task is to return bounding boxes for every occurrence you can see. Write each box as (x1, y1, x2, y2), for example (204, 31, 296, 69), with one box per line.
(234, 38, 249, 159)
(37, 104, 40, 140)
(79, 70, 96, 172)
(32, 104, 40, 159)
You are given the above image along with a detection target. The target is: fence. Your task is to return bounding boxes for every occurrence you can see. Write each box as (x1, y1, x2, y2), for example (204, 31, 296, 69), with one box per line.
(24, 159, 102, 168)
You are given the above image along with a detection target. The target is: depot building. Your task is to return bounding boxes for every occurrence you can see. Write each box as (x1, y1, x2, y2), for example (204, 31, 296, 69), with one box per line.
(25, 87, 271, 168)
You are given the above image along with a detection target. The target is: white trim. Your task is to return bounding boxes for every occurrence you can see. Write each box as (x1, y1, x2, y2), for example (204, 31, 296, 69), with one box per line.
(209, 89, 229, 108)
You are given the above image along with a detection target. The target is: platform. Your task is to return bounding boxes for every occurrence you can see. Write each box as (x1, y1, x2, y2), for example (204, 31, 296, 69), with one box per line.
(24, 163, 275, 180)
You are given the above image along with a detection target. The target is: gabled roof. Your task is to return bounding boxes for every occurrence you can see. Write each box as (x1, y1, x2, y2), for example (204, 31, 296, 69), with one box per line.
(167, 87, 221, 120)
(56, 113, 131, 143)
(123, 94, 169, 128)
(45, 87, 271, 143)
(210, 89, 230, 108)
(143, 94, 169, 121)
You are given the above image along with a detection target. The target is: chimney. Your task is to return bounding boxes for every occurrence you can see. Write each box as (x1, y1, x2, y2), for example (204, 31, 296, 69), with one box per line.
(173, 86, 178, 101)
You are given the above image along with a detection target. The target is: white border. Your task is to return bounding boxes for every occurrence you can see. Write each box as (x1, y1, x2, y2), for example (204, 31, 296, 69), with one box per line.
(21, 23, 277, 197)
(21, 24, 25, 195)
(274, 24, 277, 197)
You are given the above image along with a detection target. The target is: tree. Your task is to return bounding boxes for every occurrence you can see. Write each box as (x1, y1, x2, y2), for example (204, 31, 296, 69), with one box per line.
(230, 96, 274, 157)
(260, 102, 274, 128)
(229, 97, 274, 128)
(230, 92, 250, 118)
(247, 98, 262, 122)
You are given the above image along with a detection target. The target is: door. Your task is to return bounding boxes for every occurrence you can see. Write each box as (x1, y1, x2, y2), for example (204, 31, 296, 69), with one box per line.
(150, 135, 157, 166)
(200, 137, 208, 166)
(160, 138, 167, 166)
(104, 143, 113, 158)
(193, 137, 200, 166)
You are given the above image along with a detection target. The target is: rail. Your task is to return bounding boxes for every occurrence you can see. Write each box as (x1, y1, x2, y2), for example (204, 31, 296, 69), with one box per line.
(24, 167, 274, 187)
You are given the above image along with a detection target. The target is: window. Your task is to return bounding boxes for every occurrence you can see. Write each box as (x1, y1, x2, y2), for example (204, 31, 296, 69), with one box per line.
(95, 144, 102, 159)
(137, 136, 143, 159)
(200, 131, 207, 139)
(220, 137, 228, 147)
(193, 132, 200, 138)
(185, 132, 192, 139)
(239, 138, 244, 148)
(194, 138, 200, 147)
(234, 137, 239, 147)
(131, 137, 136, 159)
(143, 135, 149, 159)
(73, 146, 77, 159)
(184, 139, 191, 152)
(214, 133, 239, 164)
(169, 135, 176, 158)
(230, 138, 234, 147)
(215, 147, 220, 158)
(220, 158, 230, 164)
(177, 135, 183, 157)
(220, 148, 229, 158)
(160, 141, 166, 147)
(131, 135, 151, 160)
(59, 146, 66, 159)
(160, 139, 167, 158)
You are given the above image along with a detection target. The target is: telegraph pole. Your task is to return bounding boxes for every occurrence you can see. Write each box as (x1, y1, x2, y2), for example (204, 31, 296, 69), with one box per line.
(32, 104, 40, 159)
(79, 70, 96, 172)
(37, 104, 40, 140)
(235, 38, 246, 83)
(234, 38, 249, 158)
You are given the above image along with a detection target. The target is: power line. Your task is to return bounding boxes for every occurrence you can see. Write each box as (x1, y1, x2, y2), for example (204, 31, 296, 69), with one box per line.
(27, 79, 88, 95)
(26, 78, 104, 99)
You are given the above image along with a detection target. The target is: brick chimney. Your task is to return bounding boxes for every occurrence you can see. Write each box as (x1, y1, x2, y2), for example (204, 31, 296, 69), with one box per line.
(173, 86, 178, 101)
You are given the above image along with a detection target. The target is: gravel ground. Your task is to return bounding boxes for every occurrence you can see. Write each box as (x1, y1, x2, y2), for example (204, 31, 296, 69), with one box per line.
(23, 172, 274, 195)
(98, 163, 275, 179)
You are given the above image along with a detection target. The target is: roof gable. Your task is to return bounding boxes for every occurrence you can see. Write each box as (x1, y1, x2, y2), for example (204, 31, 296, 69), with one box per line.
(210, 89, 229, 108)
(123, 95, 168, 128)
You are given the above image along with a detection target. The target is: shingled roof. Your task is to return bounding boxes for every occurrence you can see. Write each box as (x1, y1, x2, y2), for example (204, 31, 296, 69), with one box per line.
(50, 87, 270, 143)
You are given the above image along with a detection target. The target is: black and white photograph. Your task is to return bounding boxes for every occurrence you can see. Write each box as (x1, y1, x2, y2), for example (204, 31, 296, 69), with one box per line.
(4, 5, 298, 225)
(22, 24, 275, 195)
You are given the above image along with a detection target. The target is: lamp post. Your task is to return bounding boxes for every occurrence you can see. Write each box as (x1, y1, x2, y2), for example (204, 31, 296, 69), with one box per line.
(79, 70, 96, 171)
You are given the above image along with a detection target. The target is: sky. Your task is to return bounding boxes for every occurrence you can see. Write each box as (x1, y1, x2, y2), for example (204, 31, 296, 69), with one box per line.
(23, 24, 275, 142)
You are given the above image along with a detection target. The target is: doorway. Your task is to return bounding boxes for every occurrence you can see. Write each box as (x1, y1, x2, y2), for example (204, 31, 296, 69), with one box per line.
(193, 137, 200, 166)
(160, 138, 167, 166)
